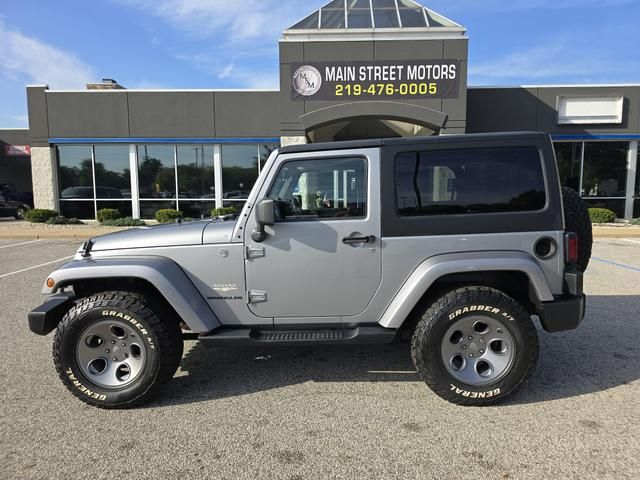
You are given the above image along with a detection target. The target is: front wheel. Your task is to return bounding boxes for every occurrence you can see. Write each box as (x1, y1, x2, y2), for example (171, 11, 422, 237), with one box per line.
(53, 291, 183, 408)
(411, 286, 538, 406)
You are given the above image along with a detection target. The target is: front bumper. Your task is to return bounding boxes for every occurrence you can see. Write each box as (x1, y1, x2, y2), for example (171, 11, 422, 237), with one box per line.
(538, 269, 586, 333)
(28, 293, 75, 335)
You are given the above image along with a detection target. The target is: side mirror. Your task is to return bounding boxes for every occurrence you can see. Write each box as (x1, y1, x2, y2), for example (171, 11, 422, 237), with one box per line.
(251, 198, 275, 242)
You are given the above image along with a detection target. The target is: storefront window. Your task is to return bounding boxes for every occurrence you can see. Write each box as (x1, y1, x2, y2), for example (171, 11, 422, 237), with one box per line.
(94, 145, 131, 199)
(583, 198, 626, 218)
(259, 144, 278, 172)
(553, 142, 582, 191)
(177, 145, 215, 199)
(221, 145, 260, 203)
(136, 145, 176, 217)
(137, 145, 175, 200)
(95, 200, 133, 218)
(56, 142, 279, 219)
(57, 145, 93, 198)
(582, 142, 627, 198)
(57, 145, 94, 219)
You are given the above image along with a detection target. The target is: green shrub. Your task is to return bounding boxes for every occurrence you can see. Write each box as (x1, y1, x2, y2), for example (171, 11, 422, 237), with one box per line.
(155, 209, 183, 223)
(101, 217, 147, 227)
(25, 209, 58, 223)
(45, 216, 84, 225)
(211, 207, 239, 217)
(588, 208, 616, 224)
(630, 218, 640, 225)
(97, 208, 121, 223)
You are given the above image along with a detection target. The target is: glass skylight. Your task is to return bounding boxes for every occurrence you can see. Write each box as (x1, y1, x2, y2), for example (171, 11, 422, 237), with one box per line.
(288, 0, 462, 30)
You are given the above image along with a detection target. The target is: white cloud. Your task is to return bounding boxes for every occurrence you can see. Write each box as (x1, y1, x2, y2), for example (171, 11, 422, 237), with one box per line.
(469, 39, 637, 84)
(127, 80, 170, 89)
(430, 0, 632, 11)
(11, 114, 29, 126)
(217, 63, 234, 79)
(0, 18, 95, 89)
(120, 0, 319, 41)
(172, 51, 278, 89)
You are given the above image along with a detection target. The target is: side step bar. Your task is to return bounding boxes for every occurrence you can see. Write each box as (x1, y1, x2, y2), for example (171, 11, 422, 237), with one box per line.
(198, 326, 397, 346)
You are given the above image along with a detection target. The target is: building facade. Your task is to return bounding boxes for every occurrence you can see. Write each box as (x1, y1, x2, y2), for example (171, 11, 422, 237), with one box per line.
(0, 0, 638, 219)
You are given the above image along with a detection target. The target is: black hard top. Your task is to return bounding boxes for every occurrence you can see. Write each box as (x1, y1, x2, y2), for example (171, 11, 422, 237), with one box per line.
(279, 132, 548, 154)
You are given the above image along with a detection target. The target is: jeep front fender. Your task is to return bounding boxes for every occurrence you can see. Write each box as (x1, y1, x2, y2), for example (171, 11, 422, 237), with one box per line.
(43, 256, 221, 333)
(378, 251, 554, 329)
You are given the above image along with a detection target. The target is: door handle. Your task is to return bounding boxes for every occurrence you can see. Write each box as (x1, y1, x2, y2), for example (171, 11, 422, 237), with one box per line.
(342, 235, 375, 245)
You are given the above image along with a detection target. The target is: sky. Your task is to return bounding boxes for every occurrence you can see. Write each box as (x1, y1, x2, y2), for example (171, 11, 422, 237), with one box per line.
(0, 0, 639, 128)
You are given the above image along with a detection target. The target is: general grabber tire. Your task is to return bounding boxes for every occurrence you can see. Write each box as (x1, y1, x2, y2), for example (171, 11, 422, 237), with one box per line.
(411, 287, 538, 406)
(562, 187, 593, 272)
(53, 291, 183, 408)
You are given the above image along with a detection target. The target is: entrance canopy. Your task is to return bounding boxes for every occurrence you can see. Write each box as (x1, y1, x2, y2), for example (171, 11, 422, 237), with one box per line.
(300, 101, 447, 142)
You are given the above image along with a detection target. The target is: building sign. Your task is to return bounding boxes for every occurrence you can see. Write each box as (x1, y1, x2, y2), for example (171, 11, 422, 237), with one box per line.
(5, 145, 31, 156)
(291, 60, 460, 101)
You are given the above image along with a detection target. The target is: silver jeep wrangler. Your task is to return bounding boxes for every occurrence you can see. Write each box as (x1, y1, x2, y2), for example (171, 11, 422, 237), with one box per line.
(29, 132, 590, 408)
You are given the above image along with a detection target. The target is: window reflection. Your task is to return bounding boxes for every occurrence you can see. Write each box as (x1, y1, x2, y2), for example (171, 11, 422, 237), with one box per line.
(259, 144, 278, 172)
(137, 145, 176, 199)
(553, 142, 582, 191)
(177, 145, 215, 199)
(582, 142, 627, 198)
(57, 142, 279, 219)
(222, 145, 259, 200)
(94, 145, 131, 199)
(57, 145, 93, 198)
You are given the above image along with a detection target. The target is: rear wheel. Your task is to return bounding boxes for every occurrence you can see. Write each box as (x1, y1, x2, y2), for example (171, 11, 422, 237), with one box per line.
(411, 286, 538, 406)
(562, 187, 592, 272)
(53, 291, 183, 408)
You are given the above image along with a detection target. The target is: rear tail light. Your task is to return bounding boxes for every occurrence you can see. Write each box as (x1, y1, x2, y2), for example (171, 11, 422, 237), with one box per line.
(565, 232, 578, 265)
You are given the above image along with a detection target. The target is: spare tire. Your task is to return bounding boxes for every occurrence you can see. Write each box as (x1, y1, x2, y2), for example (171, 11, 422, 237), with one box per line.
(562, 187, 592, 272)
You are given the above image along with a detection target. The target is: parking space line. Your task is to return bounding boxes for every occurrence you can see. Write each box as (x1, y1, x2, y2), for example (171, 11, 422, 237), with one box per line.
(0, 239, 42, 249)
(591, 256, 640, 273)
(622, 238, 640, 245)
(0, 256, 74, 280)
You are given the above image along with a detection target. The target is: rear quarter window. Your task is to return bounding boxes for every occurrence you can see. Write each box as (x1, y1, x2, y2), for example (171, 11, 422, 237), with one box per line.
(395, 147, 546, 216)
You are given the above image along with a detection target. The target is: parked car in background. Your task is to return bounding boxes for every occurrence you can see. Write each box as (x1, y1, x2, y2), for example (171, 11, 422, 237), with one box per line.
(0, 194, 31, 219)
(0, 183, 34, 207)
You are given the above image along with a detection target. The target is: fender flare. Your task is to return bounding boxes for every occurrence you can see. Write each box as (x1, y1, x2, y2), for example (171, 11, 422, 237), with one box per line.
(378, 251, 554, 329)
(44, 256, 221, 333)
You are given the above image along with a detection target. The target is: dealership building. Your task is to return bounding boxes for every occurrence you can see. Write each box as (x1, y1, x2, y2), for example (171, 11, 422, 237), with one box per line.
(0, 0, 639, 219)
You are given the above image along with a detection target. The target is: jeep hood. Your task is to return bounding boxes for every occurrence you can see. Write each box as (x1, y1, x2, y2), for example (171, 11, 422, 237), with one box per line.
(89, 219, 235, 251)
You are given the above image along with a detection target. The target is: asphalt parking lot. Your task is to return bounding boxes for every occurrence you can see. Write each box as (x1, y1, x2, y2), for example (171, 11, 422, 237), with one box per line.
(1, 238, 639, 479)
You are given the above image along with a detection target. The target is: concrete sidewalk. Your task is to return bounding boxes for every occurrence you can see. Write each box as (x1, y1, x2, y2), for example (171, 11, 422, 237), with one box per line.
(0, 220, 131, 240)
(0, 220, 638, 240)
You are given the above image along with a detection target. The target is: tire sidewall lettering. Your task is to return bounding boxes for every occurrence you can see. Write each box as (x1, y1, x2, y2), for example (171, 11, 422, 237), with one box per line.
(57, 305, 160, 405)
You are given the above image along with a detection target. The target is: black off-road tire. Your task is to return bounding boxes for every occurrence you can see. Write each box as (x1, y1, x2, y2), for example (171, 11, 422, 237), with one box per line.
(562, 187, 592, 272)
(53, 291, 183, 408)
(411, 286, 538, 406)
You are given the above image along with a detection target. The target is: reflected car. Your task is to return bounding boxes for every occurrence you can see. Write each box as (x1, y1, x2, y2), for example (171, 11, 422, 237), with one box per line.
(0, 194, 31, 219)
(61, 186, 123, 199)
(223, 190, 249, 199)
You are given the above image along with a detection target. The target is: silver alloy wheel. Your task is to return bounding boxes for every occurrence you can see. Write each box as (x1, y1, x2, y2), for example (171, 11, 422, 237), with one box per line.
(440, 315, 516, 386)
(75, 320, 147, 388)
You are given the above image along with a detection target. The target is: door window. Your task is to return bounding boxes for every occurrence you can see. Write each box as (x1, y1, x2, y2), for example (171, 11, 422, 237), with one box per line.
(267, 157, 367, 221)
